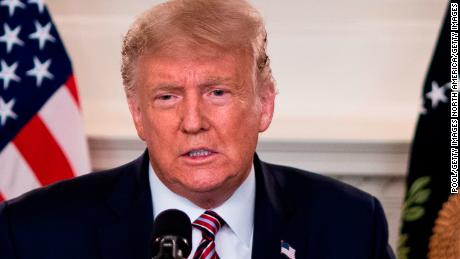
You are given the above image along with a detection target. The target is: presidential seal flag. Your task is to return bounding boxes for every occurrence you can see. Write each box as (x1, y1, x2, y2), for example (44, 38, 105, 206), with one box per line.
(398, 4, 458, 259)
(0, 0, 90, 201)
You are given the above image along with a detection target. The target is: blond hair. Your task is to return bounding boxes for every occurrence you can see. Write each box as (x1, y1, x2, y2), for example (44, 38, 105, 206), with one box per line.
(121, 0, 275, 97)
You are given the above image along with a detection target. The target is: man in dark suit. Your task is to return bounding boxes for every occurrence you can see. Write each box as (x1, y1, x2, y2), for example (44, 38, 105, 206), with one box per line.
(0, 0, 395, 258)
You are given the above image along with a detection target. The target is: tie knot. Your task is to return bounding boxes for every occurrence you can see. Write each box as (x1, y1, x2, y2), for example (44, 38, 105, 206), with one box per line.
(192, 210, 225, 239)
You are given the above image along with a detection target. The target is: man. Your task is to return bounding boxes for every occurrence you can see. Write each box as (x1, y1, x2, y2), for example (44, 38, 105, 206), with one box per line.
(0, 0, 395, 258)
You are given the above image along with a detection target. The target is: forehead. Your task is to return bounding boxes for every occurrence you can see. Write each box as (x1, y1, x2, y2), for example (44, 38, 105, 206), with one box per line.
(134, 45, 254, 86)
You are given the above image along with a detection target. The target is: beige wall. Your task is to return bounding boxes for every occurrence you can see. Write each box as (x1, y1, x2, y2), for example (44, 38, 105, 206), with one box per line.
(46, 0, 448, 142)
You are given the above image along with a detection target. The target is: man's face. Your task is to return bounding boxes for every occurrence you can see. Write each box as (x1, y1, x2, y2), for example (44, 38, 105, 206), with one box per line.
(128, 48, 274, 207)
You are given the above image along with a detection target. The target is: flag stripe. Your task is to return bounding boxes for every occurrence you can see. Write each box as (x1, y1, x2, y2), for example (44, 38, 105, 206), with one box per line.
(13, 116, 75, 186)
(38, 84, 90, 177)
(0, 144, 41, 199)
(64, 75, 80, 108)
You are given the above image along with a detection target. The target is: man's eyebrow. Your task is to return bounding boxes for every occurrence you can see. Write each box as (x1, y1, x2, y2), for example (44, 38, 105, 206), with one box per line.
(151, 83, 183, 91)
(199, 76, 234, 87)
(149, 76, 236, 91)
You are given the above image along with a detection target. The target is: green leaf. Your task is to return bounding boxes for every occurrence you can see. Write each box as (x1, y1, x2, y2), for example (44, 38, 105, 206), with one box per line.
(413, 189, 431, 204)
(408, 176, 431, 197)
(404, 206, 425, 221)
(398, 234, 410, 259)
(398, 234, 408, 245)
(397, 247, 410, 259)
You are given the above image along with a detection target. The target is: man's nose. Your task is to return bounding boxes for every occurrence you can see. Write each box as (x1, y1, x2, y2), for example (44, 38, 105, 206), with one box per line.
(179, 95, 209, 134)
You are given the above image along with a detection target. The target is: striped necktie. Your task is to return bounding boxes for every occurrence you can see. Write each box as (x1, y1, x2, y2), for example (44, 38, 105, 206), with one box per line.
(192, 210, 226, 259)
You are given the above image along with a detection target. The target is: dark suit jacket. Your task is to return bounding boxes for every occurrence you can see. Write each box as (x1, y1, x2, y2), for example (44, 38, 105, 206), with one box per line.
(0, 152, 395, 258)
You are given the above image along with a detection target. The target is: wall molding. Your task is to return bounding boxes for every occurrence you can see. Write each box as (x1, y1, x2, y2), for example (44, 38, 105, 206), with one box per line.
(89, 137, 410, 176)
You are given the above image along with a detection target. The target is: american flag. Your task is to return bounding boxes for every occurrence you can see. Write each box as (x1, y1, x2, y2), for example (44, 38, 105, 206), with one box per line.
(0, 0, 90, 202)
(280, 240, 296, 259)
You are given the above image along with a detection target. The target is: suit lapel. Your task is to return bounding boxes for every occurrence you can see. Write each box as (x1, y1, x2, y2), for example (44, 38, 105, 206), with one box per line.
(97, 151, 154, 259)
(251, 154, 295, 259)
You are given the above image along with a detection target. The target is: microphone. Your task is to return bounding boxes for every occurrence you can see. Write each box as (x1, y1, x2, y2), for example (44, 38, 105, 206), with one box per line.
(151, 209, 192, 259)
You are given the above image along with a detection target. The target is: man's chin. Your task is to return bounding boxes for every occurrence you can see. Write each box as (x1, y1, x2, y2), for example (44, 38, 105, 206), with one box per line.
(184, 180, 226, 194)
(176, 179, 236, 207)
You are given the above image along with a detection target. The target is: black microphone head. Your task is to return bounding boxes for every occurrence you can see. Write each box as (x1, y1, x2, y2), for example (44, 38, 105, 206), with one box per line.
(152, 209, 192, 258)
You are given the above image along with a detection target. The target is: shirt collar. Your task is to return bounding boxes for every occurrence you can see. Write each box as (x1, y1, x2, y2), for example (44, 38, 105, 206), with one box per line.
(149, 163, 255, 247)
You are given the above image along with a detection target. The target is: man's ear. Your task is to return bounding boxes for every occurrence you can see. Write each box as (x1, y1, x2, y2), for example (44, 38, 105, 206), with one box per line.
(258, 83, 276, 132)
(127, 96, 146, 141)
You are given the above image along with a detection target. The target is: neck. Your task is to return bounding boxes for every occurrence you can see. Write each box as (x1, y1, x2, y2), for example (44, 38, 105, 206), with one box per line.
(185, 188, 235, 209)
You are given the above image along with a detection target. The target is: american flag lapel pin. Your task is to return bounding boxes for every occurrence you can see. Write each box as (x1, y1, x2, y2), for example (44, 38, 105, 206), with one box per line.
(280, 240, 296, 259)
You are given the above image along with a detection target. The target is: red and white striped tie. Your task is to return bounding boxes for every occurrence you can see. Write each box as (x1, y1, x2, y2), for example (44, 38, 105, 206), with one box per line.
(192, 210, 226, 259)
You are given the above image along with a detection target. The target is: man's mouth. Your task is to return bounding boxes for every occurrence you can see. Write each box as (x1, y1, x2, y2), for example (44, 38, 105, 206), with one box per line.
(183, 148, 216, 158)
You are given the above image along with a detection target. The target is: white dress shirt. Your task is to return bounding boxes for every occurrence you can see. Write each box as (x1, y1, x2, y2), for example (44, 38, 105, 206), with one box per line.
(149, 163, 255, 259)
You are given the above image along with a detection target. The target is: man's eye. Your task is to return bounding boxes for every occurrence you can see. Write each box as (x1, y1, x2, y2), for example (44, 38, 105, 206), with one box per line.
(211, 89, 225, 96)
(158, 95, 173, 100)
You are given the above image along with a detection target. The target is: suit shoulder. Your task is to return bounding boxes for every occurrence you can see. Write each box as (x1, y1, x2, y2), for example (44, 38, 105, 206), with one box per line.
(4, 158, 138, 214)
(262, 161, 378, 212)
